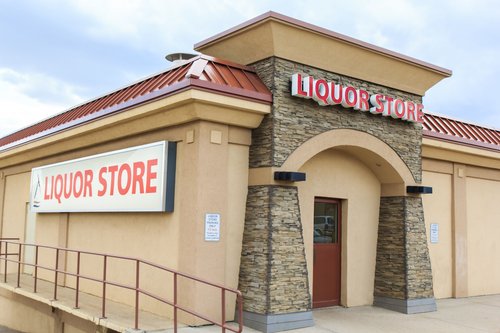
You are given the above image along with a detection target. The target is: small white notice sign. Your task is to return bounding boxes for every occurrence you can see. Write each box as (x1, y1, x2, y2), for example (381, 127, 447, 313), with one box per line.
(430, 223, 439, 244)
(205, 213, 221, 241)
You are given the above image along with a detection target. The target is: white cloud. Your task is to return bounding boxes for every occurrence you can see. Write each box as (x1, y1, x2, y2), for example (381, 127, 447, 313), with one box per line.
(63, 0, 262, 53)
(0, 68, 85, 136)
(2, 0, 499, 130)
(351, 0, 427, 47)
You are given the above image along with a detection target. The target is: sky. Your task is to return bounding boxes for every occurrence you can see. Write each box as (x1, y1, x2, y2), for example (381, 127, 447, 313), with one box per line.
(1, 0, 499, 137)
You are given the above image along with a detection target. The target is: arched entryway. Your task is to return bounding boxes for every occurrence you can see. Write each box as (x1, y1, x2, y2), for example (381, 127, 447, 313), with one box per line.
(279, 129, 416, 308)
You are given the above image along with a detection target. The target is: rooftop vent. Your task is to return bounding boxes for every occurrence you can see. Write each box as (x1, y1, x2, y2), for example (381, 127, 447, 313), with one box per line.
(165, 52, 197, 64)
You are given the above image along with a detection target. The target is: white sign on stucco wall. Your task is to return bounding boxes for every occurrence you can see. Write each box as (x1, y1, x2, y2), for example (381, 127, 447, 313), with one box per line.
(30, 141, 176, 213)
(205, 213, 221, 241)
(430, 223, 439, 244)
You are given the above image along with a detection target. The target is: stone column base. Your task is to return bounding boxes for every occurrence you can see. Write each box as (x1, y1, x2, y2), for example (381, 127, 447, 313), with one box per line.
(374, 296, 437, 314)
(242, 310, 314, 333)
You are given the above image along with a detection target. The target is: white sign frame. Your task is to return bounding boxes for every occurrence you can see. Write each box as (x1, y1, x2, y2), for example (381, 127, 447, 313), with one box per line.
(430, 223, 439, 244)
(30, 141, 176, 213)
(205, 213, 221, 242)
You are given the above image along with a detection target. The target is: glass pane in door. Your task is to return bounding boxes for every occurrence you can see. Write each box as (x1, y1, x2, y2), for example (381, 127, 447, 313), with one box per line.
(314, 201, 339, 244)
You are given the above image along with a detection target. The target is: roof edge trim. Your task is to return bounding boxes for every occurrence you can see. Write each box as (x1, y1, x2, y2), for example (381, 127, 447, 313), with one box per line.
(0, 79, 272, 152)
(423, 130, 500, 152)
(195, 11, 452, 77)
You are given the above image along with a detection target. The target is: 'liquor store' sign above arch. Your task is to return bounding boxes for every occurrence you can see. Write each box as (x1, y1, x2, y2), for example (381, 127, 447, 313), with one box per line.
(291, 73, 424, 124)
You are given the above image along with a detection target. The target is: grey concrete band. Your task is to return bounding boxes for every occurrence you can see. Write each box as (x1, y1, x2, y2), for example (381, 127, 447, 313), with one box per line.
(374, 296, 437, 314)
(242, 310, 314, 333)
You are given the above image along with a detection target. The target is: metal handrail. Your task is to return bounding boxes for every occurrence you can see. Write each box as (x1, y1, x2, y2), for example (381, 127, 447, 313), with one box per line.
(0, 238, 243, 333)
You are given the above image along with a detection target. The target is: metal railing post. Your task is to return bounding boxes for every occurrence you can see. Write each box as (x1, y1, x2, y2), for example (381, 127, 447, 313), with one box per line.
(34, 246, 39, 293)
(75, 251, 81, 309)
(4, 242, 8, 283)
(0, 240, 245, 333)
(221, 289, 226, 333)
(17, 243, 22, 287)
(54, 248, 59, 300)
(102, 255, 107, 318)
(174, 272, 178, 333)
(135, 260, 140, 330)
(238, 291, 243, 333)
(0, 241, 2, 281)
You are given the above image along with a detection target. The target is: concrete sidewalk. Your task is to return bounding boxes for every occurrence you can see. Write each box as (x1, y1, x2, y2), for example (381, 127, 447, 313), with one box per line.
(174, 294, 500, 333)
(2, 294, 500, 332)
(305, 295, 500, 333)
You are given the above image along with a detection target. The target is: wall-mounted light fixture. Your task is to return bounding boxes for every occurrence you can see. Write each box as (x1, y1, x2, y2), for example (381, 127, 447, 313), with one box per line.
(406, 186, 433, 194)
(274, 172, 306, 182)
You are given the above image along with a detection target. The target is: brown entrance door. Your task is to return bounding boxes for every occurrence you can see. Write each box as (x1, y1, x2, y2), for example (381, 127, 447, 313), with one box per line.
(313, 198, 341, 308)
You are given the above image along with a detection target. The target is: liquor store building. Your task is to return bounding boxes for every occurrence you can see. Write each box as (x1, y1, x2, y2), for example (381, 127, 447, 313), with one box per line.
(0, 12, 499, 333)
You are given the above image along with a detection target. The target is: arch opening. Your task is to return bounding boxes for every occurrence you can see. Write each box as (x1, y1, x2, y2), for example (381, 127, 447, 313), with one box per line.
(288, 129, 419, 308)
(280, 128, 416, 188)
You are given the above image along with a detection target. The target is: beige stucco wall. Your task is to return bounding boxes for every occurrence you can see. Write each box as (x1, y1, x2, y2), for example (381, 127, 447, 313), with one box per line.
(422, 170, 453, 299)
(224, 142, 250, 313)
(466, 176, 500, 296)
(422, 141, 500, 299)
(0, 50, 268, 330)
(0, 119, 253, 323)
(1, 172, 30, 240)
(0, 173, 30, 274)
(195, 14, 450, 96)
(297, 149, 381, 307)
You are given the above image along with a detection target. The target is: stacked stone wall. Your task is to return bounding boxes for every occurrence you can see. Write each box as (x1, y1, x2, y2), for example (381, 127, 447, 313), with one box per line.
(250, 57, 423, 182)
(267, 186, 310, 313)
(242, 56, 434, 320)
(375, 197, 407, 299)
(239, 186, 310, 314)
(248, 58, 275, 167)
(405, 196, 434, 299)
(239, 186, 271, 314)
(375, 196, 434, 300)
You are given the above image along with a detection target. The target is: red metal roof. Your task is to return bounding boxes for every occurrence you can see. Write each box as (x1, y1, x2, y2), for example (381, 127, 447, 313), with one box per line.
(1, 54, 498, 154)
(0, 55, 272, 151)
(423, 113, 500, 151)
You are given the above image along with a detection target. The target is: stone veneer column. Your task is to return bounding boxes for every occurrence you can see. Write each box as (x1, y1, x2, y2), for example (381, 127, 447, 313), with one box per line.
(239, 185, 312, 333)
(244, 57, 434, 328)
(374, 196, 436, 313)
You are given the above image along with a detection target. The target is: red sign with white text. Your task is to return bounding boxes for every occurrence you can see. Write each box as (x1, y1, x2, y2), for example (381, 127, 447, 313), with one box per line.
(291, 73, 424, 123)
(30, 141, 172, 212)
